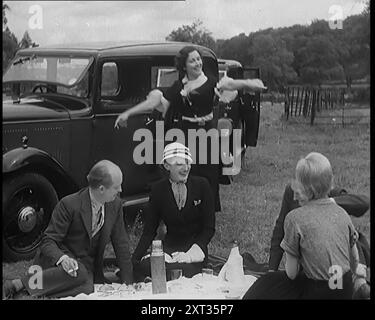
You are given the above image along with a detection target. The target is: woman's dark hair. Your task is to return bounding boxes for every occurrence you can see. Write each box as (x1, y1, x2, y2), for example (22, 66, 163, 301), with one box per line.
(175, 46, 203, 79)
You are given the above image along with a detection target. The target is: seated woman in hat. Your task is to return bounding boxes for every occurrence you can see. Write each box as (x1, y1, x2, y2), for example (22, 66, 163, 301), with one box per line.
(132, 142, 215, 281)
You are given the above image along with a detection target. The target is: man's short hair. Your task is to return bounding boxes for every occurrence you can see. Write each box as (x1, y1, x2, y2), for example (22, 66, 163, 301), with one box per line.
(87, 160, 118, 189)
(295, 152, 333, 201)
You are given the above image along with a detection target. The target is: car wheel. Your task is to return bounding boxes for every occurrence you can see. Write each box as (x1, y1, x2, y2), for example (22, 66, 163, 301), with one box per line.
(2, 173, 58, 262)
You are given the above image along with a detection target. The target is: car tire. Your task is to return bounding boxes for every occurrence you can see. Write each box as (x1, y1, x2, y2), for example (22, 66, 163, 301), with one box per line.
(2, 172, 58, 262)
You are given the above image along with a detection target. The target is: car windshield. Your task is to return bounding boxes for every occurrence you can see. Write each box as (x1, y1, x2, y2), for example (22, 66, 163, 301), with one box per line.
(3, 54, 93, 98)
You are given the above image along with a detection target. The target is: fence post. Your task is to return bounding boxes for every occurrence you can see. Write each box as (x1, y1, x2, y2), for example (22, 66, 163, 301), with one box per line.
(306, 88, 310, 117)
(329, 90, 333, 109)
(304, 88, 310, 117)
(310, 88, 316, 125)
(341, 88, 345, 128)
(299, 87, 304, 116)
(335, 89, 338, 108)
(285, 86, 290, 120)
(316, 89, 320, 113)
(324, 89, 328, 110)
(295, 87, 300, 116)
(290, 87, 295, 117)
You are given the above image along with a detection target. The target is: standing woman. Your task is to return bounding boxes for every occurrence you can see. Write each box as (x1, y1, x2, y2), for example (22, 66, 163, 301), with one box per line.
(115, 45, 266, 211)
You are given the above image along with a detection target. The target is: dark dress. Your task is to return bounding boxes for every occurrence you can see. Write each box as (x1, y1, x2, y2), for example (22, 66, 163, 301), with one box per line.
(132, 176, 215, 280)
(163, 75, 221, 212)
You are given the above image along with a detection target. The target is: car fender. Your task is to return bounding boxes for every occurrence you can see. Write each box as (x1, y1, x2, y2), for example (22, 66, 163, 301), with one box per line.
(3, 147, 78, 196)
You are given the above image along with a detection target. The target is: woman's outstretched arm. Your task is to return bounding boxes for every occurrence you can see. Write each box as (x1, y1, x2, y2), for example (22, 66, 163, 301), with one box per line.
(217, 75, 267, 92)
(114, 89, 170, 129)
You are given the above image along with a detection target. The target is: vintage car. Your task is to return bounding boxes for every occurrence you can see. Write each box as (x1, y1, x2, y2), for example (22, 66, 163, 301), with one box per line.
(2, 41, 261, 261)
(217, 59, 261, 152)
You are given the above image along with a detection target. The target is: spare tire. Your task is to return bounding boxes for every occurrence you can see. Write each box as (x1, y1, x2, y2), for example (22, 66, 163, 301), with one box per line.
(2, 172, 58, 262)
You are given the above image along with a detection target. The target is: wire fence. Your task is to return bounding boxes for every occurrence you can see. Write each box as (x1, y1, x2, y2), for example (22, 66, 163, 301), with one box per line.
(283, 86, 369, 126)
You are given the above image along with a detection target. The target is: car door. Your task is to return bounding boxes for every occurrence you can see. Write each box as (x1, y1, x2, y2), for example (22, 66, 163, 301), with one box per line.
(91, 58, 162, 199)
(241, 67, 261, 147)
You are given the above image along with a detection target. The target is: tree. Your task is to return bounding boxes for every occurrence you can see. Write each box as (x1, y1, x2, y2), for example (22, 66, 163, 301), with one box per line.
(249, 33, 297, 89)
(166, 19, 216, 50)
(216, 33, 253, 66)
(334, 12, 370, 89)
(3, 27, 18, 72)
(363, 0, 370, 15)
(297, 33, 343, 85)
(19, 31, 33, 49)
(2, 3, 38, 72)
(3, 2, 18, 72)
(3, 2, 9, 29)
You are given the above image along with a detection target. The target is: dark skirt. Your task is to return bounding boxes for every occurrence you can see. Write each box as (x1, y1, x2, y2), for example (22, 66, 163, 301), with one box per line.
(242, 271, 353, 300)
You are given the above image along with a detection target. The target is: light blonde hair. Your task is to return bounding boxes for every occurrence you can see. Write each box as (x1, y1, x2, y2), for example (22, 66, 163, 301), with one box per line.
(295, 152, 333, 201)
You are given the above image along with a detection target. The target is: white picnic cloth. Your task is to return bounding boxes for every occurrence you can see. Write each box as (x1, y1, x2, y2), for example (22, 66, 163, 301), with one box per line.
(60, 274, 257, 300)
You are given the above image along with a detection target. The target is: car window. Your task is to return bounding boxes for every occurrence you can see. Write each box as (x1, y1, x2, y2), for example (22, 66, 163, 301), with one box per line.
(243, 68, 259, 79)
(219, 70, 227, 80)
(151, 67, 178, 89)
(57, 71, 89, 98)
(99, 58, 150, 112)
(101, 62, 119, 97)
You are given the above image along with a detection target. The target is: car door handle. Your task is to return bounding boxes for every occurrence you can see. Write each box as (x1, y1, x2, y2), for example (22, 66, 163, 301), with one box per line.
(145, 117, 154, 126)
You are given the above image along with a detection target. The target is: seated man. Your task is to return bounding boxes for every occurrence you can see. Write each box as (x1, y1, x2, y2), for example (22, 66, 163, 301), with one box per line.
(3, 160, 133, 299)
(268, 181, 370, 298)
(132, 142, 216, 281)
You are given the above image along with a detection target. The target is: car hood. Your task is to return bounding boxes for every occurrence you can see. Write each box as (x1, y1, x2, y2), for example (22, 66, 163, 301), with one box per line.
(2, 97, 71, 122)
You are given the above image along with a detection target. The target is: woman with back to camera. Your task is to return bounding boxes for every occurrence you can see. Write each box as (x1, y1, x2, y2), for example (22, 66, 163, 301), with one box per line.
(114, 45, 266, 212)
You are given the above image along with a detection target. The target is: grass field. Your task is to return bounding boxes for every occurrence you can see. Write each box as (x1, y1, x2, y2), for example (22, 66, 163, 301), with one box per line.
(213, 102, 370, 265)
(2, 102, 370, 298)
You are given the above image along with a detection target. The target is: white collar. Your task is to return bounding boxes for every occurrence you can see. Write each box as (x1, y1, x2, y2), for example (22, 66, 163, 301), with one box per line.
(89, 188, 104, 209)
(181, 72, 208, 93)
(169, 178, 187, 185)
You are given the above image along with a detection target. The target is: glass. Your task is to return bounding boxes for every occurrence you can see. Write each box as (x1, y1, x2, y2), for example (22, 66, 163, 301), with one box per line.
(4, 55, 92, 86)
(151, 240, 163, 254)
(170, 269, 183, 280)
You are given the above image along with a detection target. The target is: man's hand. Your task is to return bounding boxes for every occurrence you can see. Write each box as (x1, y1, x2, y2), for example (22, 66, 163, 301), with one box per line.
(60, 256, 79, 277)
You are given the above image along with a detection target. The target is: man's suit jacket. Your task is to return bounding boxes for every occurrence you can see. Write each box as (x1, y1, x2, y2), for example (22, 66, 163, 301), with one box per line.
(268, 184, 370, 271)
(133, 176, 215, 261)
(34, 188, 133, 284)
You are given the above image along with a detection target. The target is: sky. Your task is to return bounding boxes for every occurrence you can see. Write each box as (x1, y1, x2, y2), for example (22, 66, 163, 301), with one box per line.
(4, 0, 367, 46)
